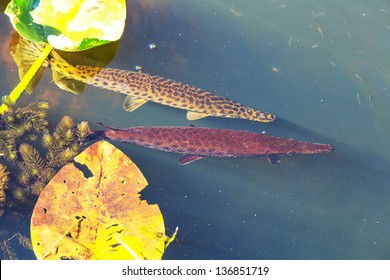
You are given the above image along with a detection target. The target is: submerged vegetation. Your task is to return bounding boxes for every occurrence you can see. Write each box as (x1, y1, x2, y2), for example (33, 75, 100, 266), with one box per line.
(0, 163, 8, 216)
(0, 101, 91, 259)
(1, 232, 32, 260)
(0, 100, 91, 213)
(1, 0, 176, 261)
(0, 102, 176, 260)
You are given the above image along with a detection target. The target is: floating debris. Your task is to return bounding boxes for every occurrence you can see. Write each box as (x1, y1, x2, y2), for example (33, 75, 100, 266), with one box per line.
(288, 36, 293, 47)
(356, 93, 361, 105)
(275, 4, 287, 9)
(341, 18, 352, 38)
(134, 65, 145, 73)
(311, 10, 325, 18)
(148, 43, 157, 49)
(317, 25, 324, 38)
(354, 74, 363, 81)
(329, 60, 337, 67)
(369, 88, 387, 107)
(229, 7, 242, 17)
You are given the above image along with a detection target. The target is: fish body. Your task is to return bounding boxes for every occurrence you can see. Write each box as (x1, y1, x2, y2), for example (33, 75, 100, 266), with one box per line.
(48, 53, 275, 122)
(94, 125, 334, 164)
(17, 38, 275, 122)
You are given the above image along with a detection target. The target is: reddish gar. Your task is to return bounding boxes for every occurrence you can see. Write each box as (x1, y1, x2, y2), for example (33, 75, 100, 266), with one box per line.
(93, 125, 334, 164)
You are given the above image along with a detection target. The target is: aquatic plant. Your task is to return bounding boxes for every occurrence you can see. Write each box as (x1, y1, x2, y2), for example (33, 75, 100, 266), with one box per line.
(0, 164, 8, 216)
(0, 99, 49, 160)
(0, 101, 91, 211)
(1, 232, 32, 260)
(0, 101, 91, 259)
(44, 116, 91, 168)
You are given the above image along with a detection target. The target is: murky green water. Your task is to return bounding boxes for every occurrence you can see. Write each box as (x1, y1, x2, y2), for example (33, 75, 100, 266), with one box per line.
(1, 0, 390, 259)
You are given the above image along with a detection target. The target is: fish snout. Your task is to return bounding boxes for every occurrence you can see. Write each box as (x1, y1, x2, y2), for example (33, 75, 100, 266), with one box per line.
(305, 143, 334, 154)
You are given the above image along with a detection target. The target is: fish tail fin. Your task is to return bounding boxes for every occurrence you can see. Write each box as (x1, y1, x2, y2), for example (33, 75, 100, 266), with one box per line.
(11, 35, 51, 93)
(93, 123, 126, 142)
(97, 122, 112, 130)
(96, 122, 123, 131)
(14, 35, 78, 71)
(13, 35, 86, 94)
(13, 36, 50, 67)
(87, 129, 107, 141)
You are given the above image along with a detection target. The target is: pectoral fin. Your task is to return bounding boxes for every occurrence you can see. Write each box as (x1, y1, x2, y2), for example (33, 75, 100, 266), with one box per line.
(186, 111, 209, 120)
(267, 155, 281, 164)
(123, 96, 148, 112)
(52, 70, 86, 95)
(26, 66, 45, 94)
(178, 154, 203, 165)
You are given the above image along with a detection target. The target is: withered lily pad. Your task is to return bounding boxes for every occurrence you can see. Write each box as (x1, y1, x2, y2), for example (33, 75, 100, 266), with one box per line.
(31, 140, 174, 260)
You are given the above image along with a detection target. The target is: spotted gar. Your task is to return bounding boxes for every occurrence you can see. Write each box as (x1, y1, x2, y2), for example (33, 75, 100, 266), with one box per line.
(20, 38, 275, 122)
(92, 124, 334, 164)
(52, 54, 276, 122)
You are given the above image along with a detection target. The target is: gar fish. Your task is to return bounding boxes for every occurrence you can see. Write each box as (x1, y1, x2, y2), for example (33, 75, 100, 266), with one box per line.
(21, 38, 276, 122)
(92, 124, 334, 164)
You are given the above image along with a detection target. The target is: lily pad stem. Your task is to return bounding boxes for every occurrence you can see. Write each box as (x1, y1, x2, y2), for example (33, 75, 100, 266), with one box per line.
(0, 44, 53, 114)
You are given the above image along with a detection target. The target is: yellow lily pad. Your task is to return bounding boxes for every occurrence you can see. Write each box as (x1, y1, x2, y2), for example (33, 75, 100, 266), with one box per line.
(31, 140, 174, 260)
(5, 0, 126, 51)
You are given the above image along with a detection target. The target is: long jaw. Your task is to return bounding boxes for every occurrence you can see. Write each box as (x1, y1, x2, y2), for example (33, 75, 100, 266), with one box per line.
(295, 142, 334, 155)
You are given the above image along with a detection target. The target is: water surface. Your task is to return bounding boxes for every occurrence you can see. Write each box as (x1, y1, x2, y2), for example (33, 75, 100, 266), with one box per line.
(1, 0, 390, 259)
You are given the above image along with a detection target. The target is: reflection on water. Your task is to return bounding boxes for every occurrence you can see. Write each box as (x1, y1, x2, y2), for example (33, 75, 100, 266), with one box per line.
(1, 0, 390, 259)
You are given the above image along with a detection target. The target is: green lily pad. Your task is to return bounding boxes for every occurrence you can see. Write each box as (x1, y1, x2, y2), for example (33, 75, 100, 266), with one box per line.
(5, 0, 126, 51)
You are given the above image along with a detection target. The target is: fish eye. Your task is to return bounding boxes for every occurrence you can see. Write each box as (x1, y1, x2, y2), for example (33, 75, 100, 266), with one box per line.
(287, 151, 295, 156)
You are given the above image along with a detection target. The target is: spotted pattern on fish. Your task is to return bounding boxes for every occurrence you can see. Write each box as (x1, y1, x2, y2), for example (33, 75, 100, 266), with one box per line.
(98, 126, 334, 160)
(49, 57, 275, 122)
